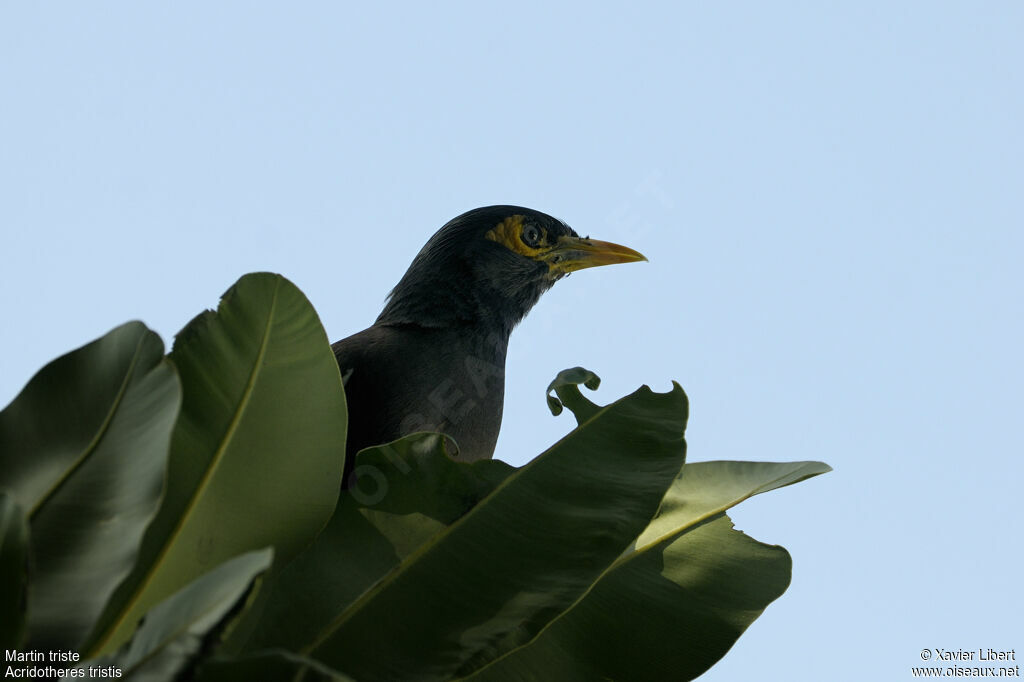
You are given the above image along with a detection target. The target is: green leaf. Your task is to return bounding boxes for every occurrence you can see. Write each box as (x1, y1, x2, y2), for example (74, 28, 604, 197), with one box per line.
(74, 549, 273, 682)
(465, 514, 790, 682)
(238, 432, 513, 656)
(0, 321, 180, 650)
(464, 460, 832, 681)
(637, 460, 833, 548)
(343, 431, 515, 521)
(0, 492, 29, 649)
(85, 273, 348, 656)
(291, 377, 688, 681)
(545, 366, 601, 420)
(197, 649, 356, 682)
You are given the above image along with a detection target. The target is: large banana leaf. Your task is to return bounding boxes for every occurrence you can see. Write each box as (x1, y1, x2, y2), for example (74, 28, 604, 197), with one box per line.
(0, 492, 29, 648)
(238, 432, 514, 656)
(84, 273, 348, 656)
(463, 460, 832, 681)
(0, 322, 180, 650)
(68, 549, 274, 682)
(246, 372, 689, 682)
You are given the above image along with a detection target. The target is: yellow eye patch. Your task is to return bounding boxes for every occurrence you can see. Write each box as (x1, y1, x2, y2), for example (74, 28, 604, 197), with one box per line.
(485, 215, 550, 257)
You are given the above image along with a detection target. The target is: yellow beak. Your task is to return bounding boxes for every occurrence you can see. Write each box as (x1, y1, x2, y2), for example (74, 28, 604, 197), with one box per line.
(542, 235, 647, 275)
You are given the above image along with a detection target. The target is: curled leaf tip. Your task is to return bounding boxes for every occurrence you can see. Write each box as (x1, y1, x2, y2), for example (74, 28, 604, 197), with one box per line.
(545, 367, 602, 423)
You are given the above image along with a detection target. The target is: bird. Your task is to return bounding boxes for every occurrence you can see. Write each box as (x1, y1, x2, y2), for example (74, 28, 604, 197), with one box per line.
(332, 205, 645, 488)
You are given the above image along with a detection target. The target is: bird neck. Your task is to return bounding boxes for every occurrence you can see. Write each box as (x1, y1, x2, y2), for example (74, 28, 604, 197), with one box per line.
(375, 273, 543, 342)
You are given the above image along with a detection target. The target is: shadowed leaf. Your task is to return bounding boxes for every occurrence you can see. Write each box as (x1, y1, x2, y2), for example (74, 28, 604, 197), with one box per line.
(0, 492, 30, 648)
(464, 460, 832, 681)
(238, 432, 513, 656)
(0, 322, 180, 650)
(69, 549, 273, 682)
(197, 649, 356, 682)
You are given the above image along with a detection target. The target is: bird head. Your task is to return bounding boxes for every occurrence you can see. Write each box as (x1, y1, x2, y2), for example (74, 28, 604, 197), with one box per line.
(377, 205, 646, 334)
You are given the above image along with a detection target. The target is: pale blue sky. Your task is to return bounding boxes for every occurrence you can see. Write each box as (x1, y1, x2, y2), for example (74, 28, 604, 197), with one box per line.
(2, 3, 1021, 680)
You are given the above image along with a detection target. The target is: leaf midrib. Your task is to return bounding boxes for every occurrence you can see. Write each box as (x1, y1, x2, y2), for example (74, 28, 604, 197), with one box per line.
(29, 331, 148, 519)
(89, 278, 281, 656)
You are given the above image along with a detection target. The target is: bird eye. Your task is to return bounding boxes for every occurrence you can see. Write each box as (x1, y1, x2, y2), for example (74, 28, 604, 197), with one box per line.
(522, 225, 541, 247)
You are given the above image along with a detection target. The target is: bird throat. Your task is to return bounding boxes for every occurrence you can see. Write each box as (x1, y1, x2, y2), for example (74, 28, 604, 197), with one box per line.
(377, 265, 547, 341)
